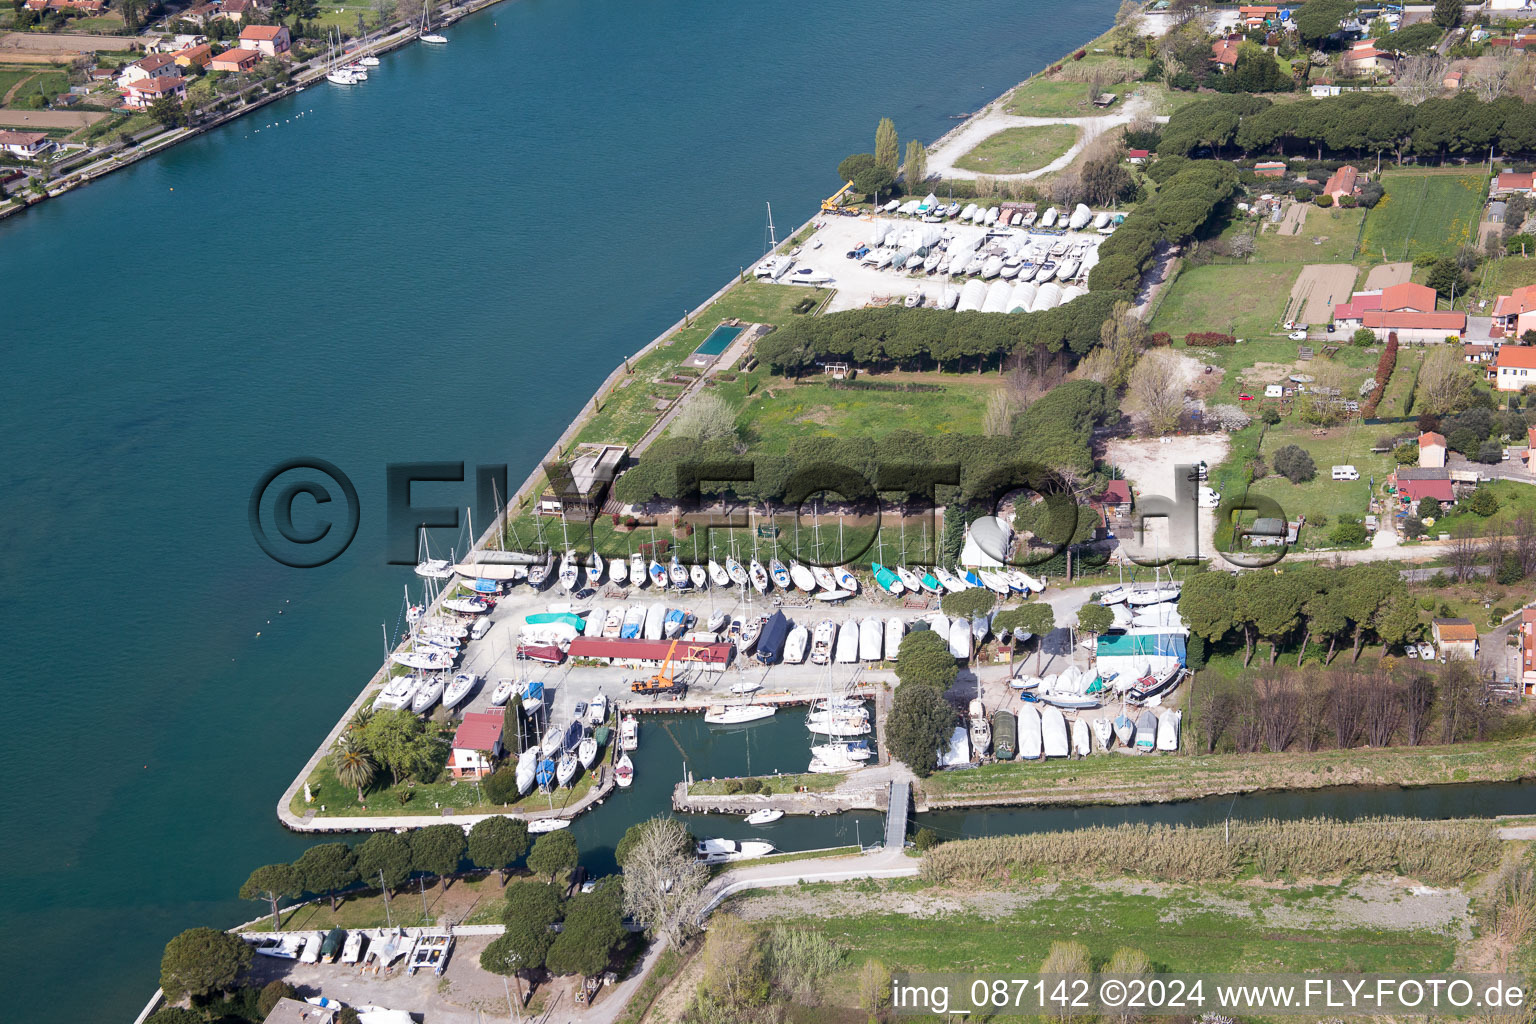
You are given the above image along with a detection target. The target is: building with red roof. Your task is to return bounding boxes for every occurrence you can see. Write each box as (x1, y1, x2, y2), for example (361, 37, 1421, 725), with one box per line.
(450, 711, 504, 778)
(1418, 431, 1446, 468)
(120, 75, 187, 110)
(1322, 165, 1360, 201)
(1379, 282, 1437, 313)
(1211, 38, 1241, 67)
(1496, 344, 1536, 391)
(1494, 171, 1536, 197)
(1359, 310, 1465, 343)
(239, 24, 290, 56)
(1493, 284, 1536, 338)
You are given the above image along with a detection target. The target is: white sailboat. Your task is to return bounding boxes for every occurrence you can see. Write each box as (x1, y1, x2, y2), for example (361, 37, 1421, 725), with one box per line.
(708, 559, 730, 587)
(789, 561, 816, 591)
(413, 526, 453, 579)
(585, 551, 604, 588)
(419, 0, 447, 43)
(704, 704, 776, 725)
(558, 550, 579, 592)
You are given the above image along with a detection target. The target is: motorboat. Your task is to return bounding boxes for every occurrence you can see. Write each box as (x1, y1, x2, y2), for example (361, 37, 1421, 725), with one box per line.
(885, 616, 905, 660)
(704, 704, 776, 725)
(785, 625, 809, 663)
(669, 558, 690, 589)
(630, 551, 645, 584)
(748, 559, 769, 594)
(810, 620, 836, 665)
(1072, 717, 1091, 757)
(789, 561, 816, 591)
(247, 934, 304, 959)
(858, 617, 883, 661)
(833, 565, 858, 592)
(515, 751, 536, 795)
(614, 752, 634, 788)
(968, 698, 991, 756)
(708, 559, 730, 587)
(1157, 709, 1181, 751)
(696, 838, 775, 864)
(991, 710, 1016, 760)
(745, 808, 784, 825)
(1135, 710, 1158, 751)
(1018, 705, 1043, 759)
(373, 674, 422, 712)
(1093, 717, 1112, 750)
(727, 556, 749, 587)
(690, 564, 708, 590)
(895, 566, 922, 592)
(1039, 207, 1058, 228)
(812, 740, 872, 762)
(556, 751, 578, 787)
(769, 559, 791, 590)
(648, 560, 668, 589)
(527, 817, 569, 834)
(811, 565, 838, 591)
(588, 693, 607, 724)
(441, 672, 477, 711)
(610, 556, 629, 585)
(522, 679, 545, 713)
(602, 607, 624, 638)
(411, 675, 445, 714)
(341, 929, 366, 964)
(730, 679, 762, 695)
(620, 714, 638, 751)
(577, 729, 599, 769)
(643, 603, 665, 641)
(664, 608, 687, 638)
(834, 620, 860, 663)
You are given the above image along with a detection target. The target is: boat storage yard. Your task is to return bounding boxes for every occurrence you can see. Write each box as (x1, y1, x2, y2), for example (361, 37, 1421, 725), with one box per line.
(774, 200, 1115, 313)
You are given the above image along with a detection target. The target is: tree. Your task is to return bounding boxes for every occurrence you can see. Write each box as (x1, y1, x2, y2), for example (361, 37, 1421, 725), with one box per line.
(894, 629, 959, 693)
(1394, 441, 1420, 465)
(1427, 256, 1468, 301)
(837, 152, 875, 184)
(852, 162, 894, 200)
(1129, 349, 1186, 434)
(333, 735, 376, 801)
(1179, 570, 1237, 645)
(1417, 496, 1443, 520)
(670, 392, 737, 443)
(1467, 486, 1500, 516)
(904, 138, 927, 189)
(482, 764, 521, 805)
(294, 842, 359, 912)
(1353, 327, 1376, 347)
(258, 980, 298, 1017)
(468, 816, 530, 885)
(239, 863, 302, 930)
(885, 683, 957, 777)
(527, 829, 578, 883)
(546, 880, 627, 979)
(699, 913, 769, 1009)
(1103, 947, 1152, 1024)
(875, 117, 899, 178)
(409, 823, 467, 885)
(1076, 603, 1114, 640)
(1415, 347, 1476, 417)
(147, 1010, 202, 1024)
(148, 95, 187, 129)
(939, 586, 997, 620)
(485, 882, 565, 999)
(620, 817, 710, 946)
(159, 927, 252, 1002)
(1330, 514, 1367, 546)
(1432, 0, 1462, 28)
(361, 708, 428, 786)
(356, 831, 412, 892)
(1271, 444, 1316, 483)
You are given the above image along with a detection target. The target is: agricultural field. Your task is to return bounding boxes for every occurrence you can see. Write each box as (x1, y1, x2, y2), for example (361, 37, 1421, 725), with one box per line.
(1251, 205, 1366, 264)
(1360, 170, 1487, 264)
(954, 124, 1079, 175)
(732, 372, 998, 451)
(1150, 262, 1302, 340)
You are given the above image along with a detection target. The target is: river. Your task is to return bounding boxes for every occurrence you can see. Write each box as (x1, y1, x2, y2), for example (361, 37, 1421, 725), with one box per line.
(6, 0, 1521, 1020)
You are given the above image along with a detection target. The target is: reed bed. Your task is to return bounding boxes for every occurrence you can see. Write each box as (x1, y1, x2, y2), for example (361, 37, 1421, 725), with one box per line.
(920, 817, 1502, 887)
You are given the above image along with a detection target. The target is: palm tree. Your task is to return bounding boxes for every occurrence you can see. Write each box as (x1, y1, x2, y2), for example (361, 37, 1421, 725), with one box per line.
(334, 737, 376, 802)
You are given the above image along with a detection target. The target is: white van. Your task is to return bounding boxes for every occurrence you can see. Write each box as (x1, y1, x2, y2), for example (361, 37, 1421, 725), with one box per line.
(1332, 465, 1360, 481)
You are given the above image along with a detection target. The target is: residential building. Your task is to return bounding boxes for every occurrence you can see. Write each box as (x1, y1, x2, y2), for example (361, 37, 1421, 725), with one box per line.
(1379, 282, 1437, 313)
(208, 47, 261, 72)
(1493, 284, 1536, 338)
(1392, 466, 1455, 507)
(173, 43, 213, 69)
(217, 0, 264, 22)
(1520, 608, 1536, 697)
(1443, 69, 1463, 90)
(449, 712, 504, 779)
(1239, 5, 1279, 27)
(1527, 425, 1536, 472)
(23, 0, 104, 11)
(1343, 39, 1396, 72)
(239, 24, 290, 56)
(1359, 310, 1465, 343)
(0, 130, 54, 159)
(118, 53, 180, 86)
(1212, 37, 1241, 68)
(1493, 170, 1536, 197)
(1321, 164, 1360, 201)
(1431, 618, 1478, 660)
(1333, 291, 1383, 329)
(1495, 344, 1536, 391)
(1254, 160, 1286, 177)
(1126, 148, 1150, 164)
(120, 75, 187, 110)
(1418, 431, 1446, 469)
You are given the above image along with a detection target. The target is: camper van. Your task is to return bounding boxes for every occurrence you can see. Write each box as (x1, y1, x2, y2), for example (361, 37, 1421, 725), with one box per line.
(1331, 465, 1359, 481)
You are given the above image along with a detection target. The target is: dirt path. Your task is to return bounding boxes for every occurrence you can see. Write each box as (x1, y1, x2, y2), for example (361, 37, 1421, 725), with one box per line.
(925, 93, 1158, 182)
(1, 72, 37, 107)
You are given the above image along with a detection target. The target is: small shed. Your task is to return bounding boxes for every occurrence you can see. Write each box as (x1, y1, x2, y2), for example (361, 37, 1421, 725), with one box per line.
(1431, 618, 1478, 661)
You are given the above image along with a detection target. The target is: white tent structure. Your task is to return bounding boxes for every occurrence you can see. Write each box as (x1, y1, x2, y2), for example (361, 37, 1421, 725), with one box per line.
(1030, 282, 1064, 312)
(1060, 284, 1087, 305)
(956, 278, 988, 312)
(1008, 281, 1038, 313)
(982, 280, 1012, 313)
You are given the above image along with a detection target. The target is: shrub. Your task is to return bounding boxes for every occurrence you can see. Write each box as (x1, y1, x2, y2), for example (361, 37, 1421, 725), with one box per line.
(723, 779, 742, 794)
(1466, 487, 1500, 516)
(914, 827, 945, 851)
(1149, 331, 1172, 346)
(1403, 515, 1427, 539)
(483, 765, 521, 804)
(1330, 514, 1367, 546)
(1260, 406, 1282, 425)
(1417, 497, 1442, 520)
(1295, 187, 1313, 202)
(1185, 331, 1237, 347)
(1353, 327, 1376, 347)
(1315, 193, 1334, 207)
(1271, 444, 1316, 483)
(1361, 334, 1398, 417)
(740, 778, 763, 794)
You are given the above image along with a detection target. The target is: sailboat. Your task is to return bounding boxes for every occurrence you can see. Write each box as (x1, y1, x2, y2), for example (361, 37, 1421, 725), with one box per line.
(648, 559, 668, 589)
(811, 565, 838, 591)
(690, 564, 708, 590)
(726, 556, 749, 588)
(515, 751, 537, 795)
(556, 750, 578, 787)
(558, 551, 579, 592)
(668, 557, 690, 589)
(1134, 710, 1158, 752)
(895, 566, 922, 593)
(1093, 717, 1112, 750)
(789, 561, 816, 591)
(442, 672, 477, 711)
(748, 559, 769, 594)
(833, 565, 858, 592)
(708, 559, 730, 587)
(418, 0, 447, 43)
(768, 559, 791, 590)
(704, 703, 775, 725)
(870, 563, 904, 595)
(585, 551, 604, 588)
(413, 527, 453, 579)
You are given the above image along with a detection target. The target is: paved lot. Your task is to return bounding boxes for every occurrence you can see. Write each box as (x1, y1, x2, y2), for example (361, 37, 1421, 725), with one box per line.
(1103, 434, 1231, 566)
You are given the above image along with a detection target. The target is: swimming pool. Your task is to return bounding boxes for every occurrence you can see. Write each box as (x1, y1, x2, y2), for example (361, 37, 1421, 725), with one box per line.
(693, 323, 743, 357)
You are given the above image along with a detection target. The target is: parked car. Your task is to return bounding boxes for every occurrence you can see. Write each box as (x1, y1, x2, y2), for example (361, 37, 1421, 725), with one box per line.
(1288, 329, 1308, 340)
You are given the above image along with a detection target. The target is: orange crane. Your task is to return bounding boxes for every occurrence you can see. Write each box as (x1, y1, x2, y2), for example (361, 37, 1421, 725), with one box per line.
(630, 639, 681, 695)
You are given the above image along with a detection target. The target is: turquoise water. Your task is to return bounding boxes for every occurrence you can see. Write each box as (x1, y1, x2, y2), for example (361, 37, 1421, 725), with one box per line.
(693, 323, 743, 357)
(20, 0, 1509, 1019)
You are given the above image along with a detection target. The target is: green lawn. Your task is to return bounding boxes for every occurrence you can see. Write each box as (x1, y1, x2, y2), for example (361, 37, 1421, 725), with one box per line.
(1005, 76, 1143, 117)
(1245, 425, 1393, 540)
(574, 280, 828, 448)
(1430, 479, 1536, 536)
(746, 879, 1459, 983)
(688, 771, 843, 796)
(1151, 263, 1303, 340)
(1360, 170, 1487, 263)
(1252, 205, 1366, 264)
(0, 69, 35, 99)
(1471, 254, 1536, 306)
(954, 124, 1079, 175)
(294, 748, 600, 819)
(243, 874, 514, 932)
(735, 373, 997, 451)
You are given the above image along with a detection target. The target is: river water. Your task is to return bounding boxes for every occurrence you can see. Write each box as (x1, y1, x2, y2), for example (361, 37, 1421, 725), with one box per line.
(4, 1, 1525, 1020)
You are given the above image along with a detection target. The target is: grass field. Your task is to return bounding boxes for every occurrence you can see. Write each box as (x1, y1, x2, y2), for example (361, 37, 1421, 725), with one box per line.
(1003, 56, 1148, 117)
(1252, 205, 1366, 264)
(745, 878, 1460, 982)
(954, 124, 1079, 175)
(1151, 262, 1301, 339)
(1472, 254, 1536, 305)
(243, 875, 514, 932)
(1360, 170, 1487, 263)
(293, 748, 599, 818)
(573, 281, 827, 448)
(734, 372, 998, 451)
(1245, 425, 1393, 538)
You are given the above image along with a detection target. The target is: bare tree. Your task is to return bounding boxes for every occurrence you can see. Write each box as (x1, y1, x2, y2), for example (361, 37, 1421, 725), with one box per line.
(1513, 512, 1536, 577)
(1232, 690, 1263, 753)
(1196, 688, 1237, 753)
(1447, 521, 1482, 584)
(1396, 54, 1449, 105)
(983, 390, 1019, 437)
(1363, 672, 1404, 747)
(1470, 49, 1520, 103)
(1404, 671, 1435, 746)
(1129, 349, 1186, 435)
(1438, 660, 1478, 744)
(1258, 672, 1302, 752)
(1327, 677, 1367, 748)
(1483, 529, 1509, 583)
(1415, 346, 1477, 417)
(1295, 668, 1329, 751)
(620, 817, 710, 947)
